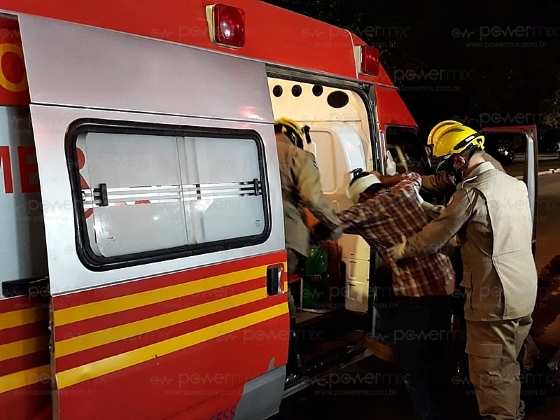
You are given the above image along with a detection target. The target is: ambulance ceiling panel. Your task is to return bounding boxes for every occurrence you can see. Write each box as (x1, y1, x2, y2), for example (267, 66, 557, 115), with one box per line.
(268, 78, 368, 123)
(18, 14, 273, 123)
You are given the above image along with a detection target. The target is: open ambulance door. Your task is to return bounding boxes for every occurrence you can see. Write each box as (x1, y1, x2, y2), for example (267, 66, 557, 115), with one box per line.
(480, 125, 538, 251)
(18, 14, 288, 420)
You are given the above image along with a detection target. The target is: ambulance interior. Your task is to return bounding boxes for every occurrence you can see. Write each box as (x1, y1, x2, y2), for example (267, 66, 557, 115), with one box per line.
(268, 77, 377, 374)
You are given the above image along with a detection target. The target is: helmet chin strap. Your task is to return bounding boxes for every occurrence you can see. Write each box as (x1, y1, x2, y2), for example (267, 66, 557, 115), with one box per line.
(455, 144, 480, 181)
(436, 144, 478, 182)
(451, 155, 468, 182)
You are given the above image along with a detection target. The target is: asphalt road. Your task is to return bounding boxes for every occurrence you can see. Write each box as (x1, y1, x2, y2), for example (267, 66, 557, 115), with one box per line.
(276, 167, 560, 420)
(536, 172, 560, 270)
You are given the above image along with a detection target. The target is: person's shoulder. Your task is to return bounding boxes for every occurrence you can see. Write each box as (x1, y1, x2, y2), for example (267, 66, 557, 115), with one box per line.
(496, 169, 528, 191)
(297, 147, 315, 159)
(348, 196, 384, 219)
(276, 135, 292, 156)
(294, 148, 318, 167)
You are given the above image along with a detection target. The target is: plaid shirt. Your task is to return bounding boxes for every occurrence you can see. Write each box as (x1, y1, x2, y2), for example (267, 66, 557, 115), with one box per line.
(339, 173, 454, 297)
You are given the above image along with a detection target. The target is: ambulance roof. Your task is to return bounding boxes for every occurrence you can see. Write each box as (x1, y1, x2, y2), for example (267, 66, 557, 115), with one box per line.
(1, 1, 393, 84)
(0, 0, 416, 128)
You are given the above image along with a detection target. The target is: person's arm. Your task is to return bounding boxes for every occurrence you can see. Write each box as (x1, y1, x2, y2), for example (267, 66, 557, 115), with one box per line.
(390, 172, 443, 219)
(390, 172, 422, 193)
(378, 174, 406, 187)
(338, 201, 372, 235)
(407, 188, 475, 255)
(421, 171, 456, 193)
(390, 188, 476, 259)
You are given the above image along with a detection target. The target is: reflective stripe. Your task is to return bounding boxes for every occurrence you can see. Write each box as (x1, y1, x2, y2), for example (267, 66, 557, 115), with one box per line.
(56, 303, 288, 389)
(54, 265, 267, 326)
(0, 307, 45, 331)
(0, 365, 50, 394)
(0, 336, 48, 362)
(55, 288, 267, 358)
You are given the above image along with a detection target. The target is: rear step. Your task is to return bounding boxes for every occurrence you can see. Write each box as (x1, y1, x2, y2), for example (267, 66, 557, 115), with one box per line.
(283, 343, 372, 398)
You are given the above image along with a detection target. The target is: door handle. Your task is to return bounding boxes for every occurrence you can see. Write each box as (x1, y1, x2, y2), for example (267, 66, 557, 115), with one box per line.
(266, 265, 284, 296)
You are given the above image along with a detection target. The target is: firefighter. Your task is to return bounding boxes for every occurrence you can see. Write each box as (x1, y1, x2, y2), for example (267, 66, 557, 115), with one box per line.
(389, 121, 538, 420)
(274, 118, 340, 274)
(275, 118, 339, 375)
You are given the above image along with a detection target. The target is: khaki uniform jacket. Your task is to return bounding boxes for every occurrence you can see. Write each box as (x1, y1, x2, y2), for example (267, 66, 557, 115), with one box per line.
(407, 162, 537, 321)
(276, 133, 339, 257)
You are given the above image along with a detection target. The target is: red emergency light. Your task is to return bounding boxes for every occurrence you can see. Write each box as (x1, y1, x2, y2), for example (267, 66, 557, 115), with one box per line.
(207, 4, 246, 48)
(360, 45, 380, 76)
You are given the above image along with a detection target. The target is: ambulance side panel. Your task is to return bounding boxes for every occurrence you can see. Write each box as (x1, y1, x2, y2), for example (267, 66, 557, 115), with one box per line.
(20, 15, 288, 420)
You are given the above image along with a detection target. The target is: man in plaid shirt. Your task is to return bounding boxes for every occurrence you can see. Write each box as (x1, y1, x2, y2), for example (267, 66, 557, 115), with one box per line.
(340, 169, 455, 420)
(341, 170, 455, 297)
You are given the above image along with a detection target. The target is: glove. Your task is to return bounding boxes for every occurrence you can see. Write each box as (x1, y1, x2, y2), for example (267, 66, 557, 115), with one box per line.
(387, 235, 408, 261)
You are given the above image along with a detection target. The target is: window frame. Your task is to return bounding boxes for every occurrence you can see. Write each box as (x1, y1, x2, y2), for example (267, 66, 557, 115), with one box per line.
(66, 118, 272, 272)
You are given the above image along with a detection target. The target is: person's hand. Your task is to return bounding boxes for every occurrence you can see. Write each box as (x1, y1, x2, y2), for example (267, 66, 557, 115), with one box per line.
(387, 235, 408, 261)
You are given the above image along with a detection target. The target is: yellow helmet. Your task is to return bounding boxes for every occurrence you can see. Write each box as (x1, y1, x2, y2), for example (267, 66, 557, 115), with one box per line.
(275, 117, 307, 148)
(429, 121, 485, 158)
(427, 120, 462, 146)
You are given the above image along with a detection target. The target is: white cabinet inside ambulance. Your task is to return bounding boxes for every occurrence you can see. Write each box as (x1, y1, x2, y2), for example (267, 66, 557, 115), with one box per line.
(0, 2, 418, 419)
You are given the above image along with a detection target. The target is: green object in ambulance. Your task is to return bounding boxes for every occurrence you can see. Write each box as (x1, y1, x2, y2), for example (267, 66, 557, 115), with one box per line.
(304, 246, 328, 275)
(302, 246, 328, 308)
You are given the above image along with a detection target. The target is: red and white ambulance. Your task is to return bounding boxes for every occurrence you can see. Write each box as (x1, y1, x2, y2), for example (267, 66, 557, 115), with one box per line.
(0, 1, 538, 420)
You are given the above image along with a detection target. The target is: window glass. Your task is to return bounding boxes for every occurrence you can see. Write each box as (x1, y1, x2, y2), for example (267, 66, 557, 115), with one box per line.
(75, 127, 267, 264)
(180, 137, 265, 243)
(78, 132, 188, 258)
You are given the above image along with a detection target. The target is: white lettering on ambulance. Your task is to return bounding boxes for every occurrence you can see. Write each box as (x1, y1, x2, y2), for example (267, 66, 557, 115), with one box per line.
(0, 145, 39, 194)
(0, 145, 13, 193)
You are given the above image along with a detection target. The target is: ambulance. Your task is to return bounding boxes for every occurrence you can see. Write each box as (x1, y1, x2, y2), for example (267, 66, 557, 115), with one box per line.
(0, 1, 538, 419)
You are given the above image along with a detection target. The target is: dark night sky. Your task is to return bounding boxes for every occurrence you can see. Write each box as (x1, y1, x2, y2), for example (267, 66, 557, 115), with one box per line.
(267, 0, 560, 136)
